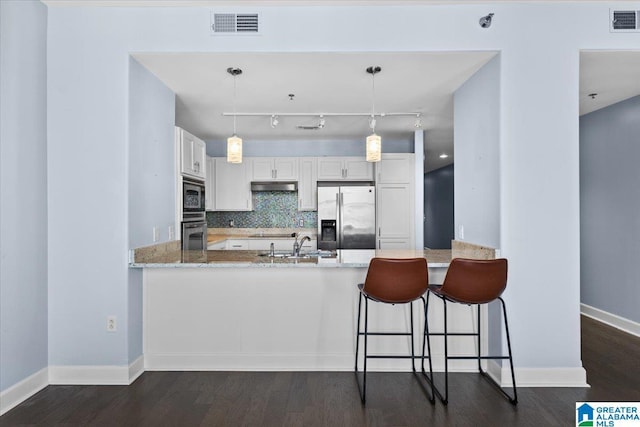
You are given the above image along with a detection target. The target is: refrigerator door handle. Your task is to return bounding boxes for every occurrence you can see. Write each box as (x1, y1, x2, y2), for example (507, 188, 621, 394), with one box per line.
(336, 193, 341, 248)
(338, 192, 344, 249)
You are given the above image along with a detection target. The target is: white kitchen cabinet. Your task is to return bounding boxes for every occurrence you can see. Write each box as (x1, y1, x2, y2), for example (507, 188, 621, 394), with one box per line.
(226, 239, 249, 250)
(376, 183, 415, 249)
(177, 127, 206, 181)
(376, 153, 414, 184)
(317, 157, 374, 181)
(247, 239, 317, 251)
(205, 156, 215, 211)
(207, 241, 226, 250)
(298, 157, 317, 211)
(250, 157, 298, 181)
(375, 153, 415, 249)
(214, 158, 252, 211)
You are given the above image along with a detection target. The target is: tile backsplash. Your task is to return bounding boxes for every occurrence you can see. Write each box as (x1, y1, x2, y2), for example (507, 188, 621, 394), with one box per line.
(207, 191, 317, 229)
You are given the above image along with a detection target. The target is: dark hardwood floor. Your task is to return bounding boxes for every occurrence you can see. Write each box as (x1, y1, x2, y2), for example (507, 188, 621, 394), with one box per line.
(1, 316, 639, 426)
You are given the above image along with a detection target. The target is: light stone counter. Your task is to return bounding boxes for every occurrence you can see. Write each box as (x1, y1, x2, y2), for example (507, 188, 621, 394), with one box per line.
(130, 248, 451, 268)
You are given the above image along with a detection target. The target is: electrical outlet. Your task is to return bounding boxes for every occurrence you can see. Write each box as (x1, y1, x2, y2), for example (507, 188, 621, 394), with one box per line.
(168, 225, 175, 240)
(298, 218, 304, 227)
(459, 225, 465, 240)
(229, 219, 234, 227)
(153, 226, 159, 243)
(107, 316, 117, 332)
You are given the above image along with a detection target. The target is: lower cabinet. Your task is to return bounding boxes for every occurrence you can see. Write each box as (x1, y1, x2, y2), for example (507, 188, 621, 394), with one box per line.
(248, 239, 317, 251)
(207, 241, 226, 250)
(225, 240, 249, 250)
(210, 238, 318, 251)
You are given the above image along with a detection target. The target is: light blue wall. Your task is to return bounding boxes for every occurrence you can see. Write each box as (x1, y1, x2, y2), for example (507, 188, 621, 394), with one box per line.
(453, 55, 503, 358)
(454, 55, 500, 249)
(42, 2, 640, 375)
(127, 58, 176, 362)
(128, 58, 176, 249)
(580, 95, 640, 324)
(0, 0, 49, 391)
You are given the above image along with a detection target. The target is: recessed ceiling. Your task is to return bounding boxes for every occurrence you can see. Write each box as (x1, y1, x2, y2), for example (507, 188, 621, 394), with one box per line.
(580, 51, 640, 116)
(133, 51, 496, 172)
(132, 50, 640, 173)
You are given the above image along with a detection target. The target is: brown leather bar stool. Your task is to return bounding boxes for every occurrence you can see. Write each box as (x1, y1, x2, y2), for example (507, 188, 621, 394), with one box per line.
(354, 257, 434, 404)
(422, 258, 517, 405)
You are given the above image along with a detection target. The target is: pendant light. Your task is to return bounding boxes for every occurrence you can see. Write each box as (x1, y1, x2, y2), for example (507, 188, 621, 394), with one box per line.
(227, 67, 243, 163)
(365, 66, 382, 162)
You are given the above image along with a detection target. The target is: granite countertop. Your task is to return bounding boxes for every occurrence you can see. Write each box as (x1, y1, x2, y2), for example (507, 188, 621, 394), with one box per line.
(130, 248, 452, 269)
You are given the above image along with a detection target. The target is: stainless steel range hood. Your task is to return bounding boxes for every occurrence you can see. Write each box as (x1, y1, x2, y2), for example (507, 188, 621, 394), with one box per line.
(251, 181, 298, 192)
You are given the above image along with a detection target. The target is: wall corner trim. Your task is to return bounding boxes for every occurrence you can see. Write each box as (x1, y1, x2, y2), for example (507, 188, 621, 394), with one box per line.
(129, 355, 145, 384)
(581, 303, 640, 338)
(0, 367, 49, 416)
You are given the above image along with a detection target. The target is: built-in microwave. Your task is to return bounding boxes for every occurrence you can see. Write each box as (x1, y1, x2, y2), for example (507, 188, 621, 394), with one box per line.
(183, 178, 205, 218)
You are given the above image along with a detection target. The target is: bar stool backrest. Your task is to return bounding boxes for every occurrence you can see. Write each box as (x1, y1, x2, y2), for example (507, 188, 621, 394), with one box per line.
(363, 258, 429, 303)
(440, 258, 508, 304)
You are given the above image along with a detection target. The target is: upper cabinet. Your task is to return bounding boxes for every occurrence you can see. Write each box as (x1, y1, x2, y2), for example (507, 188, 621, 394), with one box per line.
(214, 158, 252, 211)
(177, 127, 206, 181)
(250, 157, 298, 181)
(376, 153, 414, 184)
(298, 157, 318, 211)
(317, 157, 374, 181)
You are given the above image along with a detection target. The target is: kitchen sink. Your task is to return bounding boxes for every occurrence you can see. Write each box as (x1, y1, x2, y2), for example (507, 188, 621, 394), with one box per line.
(257, 250, 334, 259)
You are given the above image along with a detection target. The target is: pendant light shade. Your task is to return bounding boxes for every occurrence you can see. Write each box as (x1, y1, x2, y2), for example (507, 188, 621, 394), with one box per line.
(227, 134, 242, 163)
(227, 67, 243, 163)
(365, 66, 382, 163)
(366, 133, 382, 162)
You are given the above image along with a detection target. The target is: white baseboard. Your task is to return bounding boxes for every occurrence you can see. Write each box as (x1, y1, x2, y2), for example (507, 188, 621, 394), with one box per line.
(581, 303, 640, 337)
(0, 367, 49, 416)
(49, 356, 146, 386)
(487, 360, 588, 387)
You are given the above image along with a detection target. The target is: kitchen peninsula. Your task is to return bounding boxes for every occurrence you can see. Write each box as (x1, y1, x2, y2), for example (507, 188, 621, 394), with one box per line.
(131, 241, 494, 373)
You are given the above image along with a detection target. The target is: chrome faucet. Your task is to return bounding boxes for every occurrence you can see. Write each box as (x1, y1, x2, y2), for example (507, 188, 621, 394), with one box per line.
(292, 233, 311, 256)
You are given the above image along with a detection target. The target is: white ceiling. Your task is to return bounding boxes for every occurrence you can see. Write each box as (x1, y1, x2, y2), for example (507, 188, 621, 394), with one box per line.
(580, 51, 640, 116)
(133, 50, 640, 173)
(134, 51, 496, 172)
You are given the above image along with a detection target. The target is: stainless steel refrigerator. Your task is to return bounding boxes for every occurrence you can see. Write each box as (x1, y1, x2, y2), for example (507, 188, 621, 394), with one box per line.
(317, 183, 376, 250)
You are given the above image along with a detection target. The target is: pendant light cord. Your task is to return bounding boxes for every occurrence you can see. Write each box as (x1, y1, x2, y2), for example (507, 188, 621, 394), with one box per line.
(233, 74, 237, 135)
(371, 71, 376, 133)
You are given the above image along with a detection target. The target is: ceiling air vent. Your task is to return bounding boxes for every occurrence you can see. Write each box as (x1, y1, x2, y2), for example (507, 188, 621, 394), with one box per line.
(211, 13, 260, 35)
(610, 10, 640, 32)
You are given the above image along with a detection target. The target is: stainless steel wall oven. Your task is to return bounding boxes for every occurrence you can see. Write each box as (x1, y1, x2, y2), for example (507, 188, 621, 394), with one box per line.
(181, 177, 207, 252)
